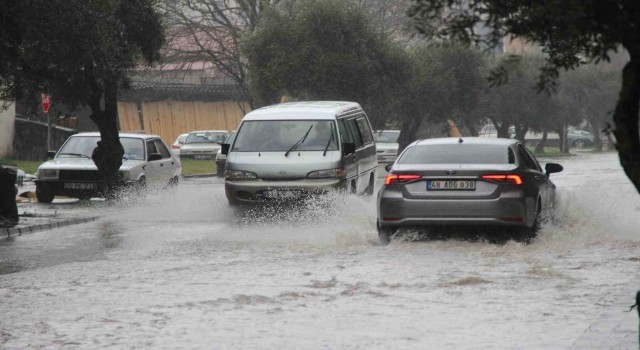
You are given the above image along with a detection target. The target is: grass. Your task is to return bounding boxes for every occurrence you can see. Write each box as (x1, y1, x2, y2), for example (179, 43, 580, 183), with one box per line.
(180, 158, 217, 175)
(0, 158, 43, 174)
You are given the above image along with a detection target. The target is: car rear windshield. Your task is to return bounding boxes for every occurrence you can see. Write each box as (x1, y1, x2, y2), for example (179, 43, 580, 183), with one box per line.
(398, 144, 515, 164)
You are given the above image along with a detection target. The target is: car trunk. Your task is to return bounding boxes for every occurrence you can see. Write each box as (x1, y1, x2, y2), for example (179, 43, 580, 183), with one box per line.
(392, 163, 518, 199)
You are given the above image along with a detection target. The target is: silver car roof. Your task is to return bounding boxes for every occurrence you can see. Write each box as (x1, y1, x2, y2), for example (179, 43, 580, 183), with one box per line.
(242, 101, 362, 121)
(410, 137, 518, 147)
(71, 132, 161, 140)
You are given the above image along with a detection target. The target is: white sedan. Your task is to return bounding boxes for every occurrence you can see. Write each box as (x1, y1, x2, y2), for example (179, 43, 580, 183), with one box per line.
(35, 132, 181, 203)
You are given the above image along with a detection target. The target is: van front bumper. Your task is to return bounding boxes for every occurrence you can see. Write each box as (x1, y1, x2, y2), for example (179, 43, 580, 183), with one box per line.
(225, 178, 347, 203)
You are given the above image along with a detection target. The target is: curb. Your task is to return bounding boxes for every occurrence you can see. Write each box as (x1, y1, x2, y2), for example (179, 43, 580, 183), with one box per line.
(1, 217, 98, 238)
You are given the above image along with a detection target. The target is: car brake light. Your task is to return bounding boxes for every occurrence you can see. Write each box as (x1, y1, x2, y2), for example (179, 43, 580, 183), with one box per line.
(171, 144, 181, 149)
(385, 174, 422, 185)
(481, 174, 523, 185)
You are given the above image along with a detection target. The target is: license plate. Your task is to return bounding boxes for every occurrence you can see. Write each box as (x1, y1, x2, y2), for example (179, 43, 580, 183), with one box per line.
(427, 180, 475, 191)
(64, 182, 98, 190)
(263, 190, 302, 199)
(194, 155, 210, 160)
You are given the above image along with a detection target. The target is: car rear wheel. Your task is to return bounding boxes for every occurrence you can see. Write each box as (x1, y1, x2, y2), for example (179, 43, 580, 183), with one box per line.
(377, 220, 395, 245)
(36, 186, 54, 204)
(514, 201, 541, 243)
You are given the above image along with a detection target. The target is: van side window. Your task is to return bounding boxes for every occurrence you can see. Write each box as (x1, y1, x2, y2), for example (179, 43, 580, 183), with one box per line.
(346, 119, 363, 148)
(355, 117, 373, 145)
(338, 119, 353, 143)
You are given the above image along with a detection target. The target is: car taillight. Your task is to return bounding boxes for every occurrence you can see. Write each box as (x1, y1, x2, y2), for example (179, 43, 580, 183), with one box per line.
(171, 144, 181, 149)
(481, 174, 523, 185)
(385, 174, 422, 185)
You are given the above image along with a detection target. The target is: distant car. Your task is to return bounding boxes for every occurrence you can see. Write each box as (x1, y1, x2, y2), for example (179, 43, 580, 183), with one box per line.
(171, 133, 189, 156)
(180, 130, 229, 160)
(215, 131, 236, 177)
(35, 132, 182, 203)
(374, 130, 400, 163)
(377, 137, 563, 244)
(567, 128, 595, 148)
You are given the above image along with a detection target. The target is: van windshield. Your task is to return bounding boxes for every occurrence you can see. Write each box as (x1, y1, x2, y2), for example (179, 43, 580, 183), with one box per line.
(232, 120, 338, 152)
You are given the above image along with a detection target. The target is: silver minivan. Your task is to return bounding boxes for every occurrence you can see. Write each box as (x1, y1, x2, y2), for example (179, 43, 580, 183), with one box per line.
(221, 101, 378, 204)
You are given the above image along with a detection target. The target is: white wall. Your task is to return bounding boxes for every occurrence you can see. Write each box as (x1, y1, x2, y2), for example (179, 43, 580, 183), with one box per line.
(0, 102, 15, 157)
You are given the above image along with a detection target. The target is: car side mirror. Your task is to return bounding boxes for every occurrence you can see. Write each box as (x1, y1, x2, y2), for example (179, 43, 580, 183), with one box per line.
(221, 143, 230, 155)
(545, 163, 563, 176)
(384, 163, 393, 172)
(342, 142, 356, 156)
(148, 153, 162, 162)
(46, 151, 56, 160)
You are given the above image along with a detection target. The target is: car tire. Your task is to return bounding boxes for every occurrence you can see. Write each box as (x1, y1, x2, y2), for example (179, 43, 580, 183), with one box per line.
(136, 177, 147, 194)
(36, 186, 54, 204)
(168, 176, 179, 188)
(515, 200, 541, 243)
(364, 174, 375, 196)
(377, 220, 395, 246)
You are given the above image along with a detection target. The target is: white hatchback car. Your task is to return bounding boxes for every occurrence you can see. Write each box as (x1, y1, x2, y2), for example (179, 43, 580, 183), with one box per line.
(35, 132, 182, 203)
(180, 130, 229, 159)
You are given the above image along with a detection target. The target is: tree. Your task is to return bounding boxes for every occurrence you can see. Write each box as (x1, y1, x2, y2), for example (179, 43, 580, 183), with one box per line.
(240, 0, 410, 127)
(2, 0, 164, 193)
(558, 64, 620, 151)
(408, 0, 640, 193)
(395, 43, 484, 150)
(162, 0, 285, 110)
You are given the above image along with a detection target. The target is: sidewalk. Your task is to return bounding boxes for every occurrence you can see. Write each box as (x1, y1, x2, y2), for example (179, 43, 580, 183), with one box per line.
(1, 183, 99, 238)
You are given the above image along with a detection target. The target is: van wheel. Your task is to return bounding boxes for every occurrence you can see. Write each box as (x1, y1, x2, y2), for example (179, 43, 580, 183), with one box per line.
(36, 186, 54, 203)
(168, 176, 179, 188)
(364, 174, 375, 196)
(350, 181, 357, 194)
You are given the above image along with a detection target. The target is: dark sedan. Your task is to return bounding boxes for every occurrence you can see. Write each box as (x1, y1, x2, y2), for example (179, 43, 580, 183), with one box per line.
(377, 137, 563, 244)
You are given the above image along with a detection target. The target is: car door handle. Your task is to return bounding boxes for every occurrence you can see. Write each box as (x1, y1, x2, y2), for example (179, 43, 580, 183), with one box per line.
(160, 163, 164, 167)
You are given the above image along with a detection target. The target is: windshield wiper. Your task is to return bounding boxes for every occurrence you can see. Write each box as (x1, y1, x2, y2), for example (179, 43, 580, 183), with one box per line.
(58, 152, 90, 158)
(285, 125, 313, 157)
(323, 123, 335, 156)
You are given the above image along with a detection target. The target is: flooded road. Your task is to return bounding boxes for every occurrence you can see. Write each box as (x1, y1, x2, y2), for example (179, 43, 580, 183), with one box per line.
(1, 152, 638, 349)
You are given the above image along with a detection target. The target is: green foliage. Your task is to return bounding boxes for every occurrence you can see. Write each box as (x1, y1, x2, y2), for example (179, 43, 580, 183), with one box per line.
(180, 159, 217, 176)
(241, 0, 410, 126)
(407, 0, 635, 89)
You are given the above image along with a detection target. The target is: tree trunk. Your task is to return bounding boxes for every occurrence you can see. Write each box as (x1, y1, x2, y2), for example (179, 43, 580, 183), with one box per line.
(612, 56, 640, 194)
(590, 120, 603, 152)
(89, 81, 124, 198)
(462, 119, 478, 136)
(535, 130, 548, 154)
(495, 121, 510, 139)
(398, 115, 425, 153)
(514, 125, 528, 143)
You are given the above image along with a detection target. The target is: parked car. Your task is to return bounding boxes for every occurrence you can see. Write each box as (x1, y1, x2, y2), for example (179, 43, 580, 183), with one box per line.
(215, 131, 236, 177)
(222, 101, 378, 204)
(179, 130, 229, 160)
(35, 132, 182, 203)
(377, 137, 563, 244)
(567, 127, 595, 148)
(374, 130, 400, 163)
(171, 133, 189, 156)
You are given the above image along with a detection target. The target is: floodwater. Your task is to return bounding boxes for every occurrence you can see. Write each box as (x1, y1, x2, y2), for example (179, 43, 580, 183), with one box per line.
(0, 152, 638, 349)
